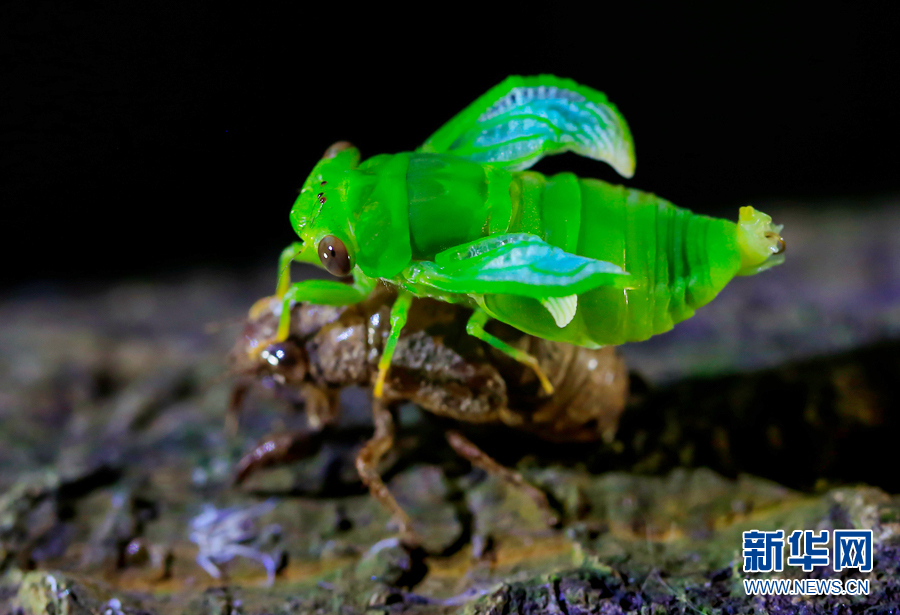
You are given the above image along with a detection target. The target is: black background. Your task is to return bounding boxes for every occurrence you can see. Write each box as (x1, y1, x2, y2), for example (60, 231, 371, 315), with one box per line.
(3, 3, 898, 291)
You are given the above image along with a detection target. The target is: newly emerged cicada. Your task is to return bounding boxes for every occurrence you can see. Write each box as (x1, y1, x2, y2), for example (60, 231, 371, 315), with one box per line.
(254, 75, 785, 397)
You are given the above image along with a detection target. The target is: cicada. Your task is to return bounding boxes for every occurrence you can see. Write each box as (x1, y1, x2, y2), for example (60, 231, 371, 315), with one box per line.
(256, 75, 785, 397)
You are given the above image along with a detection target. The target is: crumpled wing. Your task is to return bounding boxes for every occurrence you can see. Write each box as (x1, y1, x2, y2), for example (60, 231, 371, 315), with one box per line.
(405, 233, 629, 298)
(418, 75, 635, 178)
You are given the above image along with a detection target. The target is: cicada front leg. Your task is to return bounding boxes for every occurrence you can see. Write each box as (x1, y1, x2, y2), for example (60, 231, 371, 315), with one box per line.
(234, 429, 328, 485)
(273, 280, 368, 341)
(248, 243, 372, 358)
(248, 242, 305, 320)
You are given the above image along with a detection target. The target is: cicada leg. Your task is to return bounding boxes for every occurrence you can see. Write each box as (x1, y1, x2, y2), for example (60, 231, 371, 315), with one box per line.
(373, 291, 413, 399)
(465, 309, 555, 395)
(233, 430, 327, 485)
(249, 242, 305, 320)
(249, 243, 371, 358)
(445, 430, 559, 527)
(356, 398, 421, 547)
(232, 385, 341, 485)
(226, 379, 252, 436)
(246, 279, 369, 363)
(275, 281, 369, 341)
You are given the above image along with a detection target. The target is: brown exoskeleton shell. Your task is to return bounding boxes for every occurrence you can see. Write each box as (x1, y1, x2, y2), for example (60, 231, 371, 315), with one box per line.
(232, 286, 627, 440)
(229, 286, 628, 544)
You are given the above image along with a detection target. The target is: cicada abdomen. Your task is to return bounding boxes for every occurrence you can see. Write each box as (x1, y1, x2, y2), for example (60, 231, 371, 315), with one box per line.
(480, 172, 782, 347)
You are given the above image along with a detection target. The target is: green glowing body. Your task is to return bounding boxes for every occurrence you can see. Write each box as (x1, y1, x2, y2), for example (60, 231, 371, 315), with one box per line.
(265, 75, 785, 394)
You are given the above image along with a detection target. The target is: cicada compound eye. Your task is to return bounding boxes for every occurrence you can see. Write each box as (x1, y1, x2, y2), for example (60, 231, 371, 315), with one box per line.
(318, 235, 351, 276)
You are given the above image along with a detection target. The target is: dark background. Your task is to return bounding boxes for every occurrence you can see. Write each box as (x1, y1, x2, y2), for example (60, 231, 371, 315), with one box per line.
(3, 3, 898, 291)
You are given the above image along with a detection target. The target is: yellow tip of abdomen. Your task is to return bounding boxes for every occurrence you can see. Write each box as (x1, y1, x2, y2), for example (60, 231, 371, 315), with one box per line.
(737, 206, 785, 273)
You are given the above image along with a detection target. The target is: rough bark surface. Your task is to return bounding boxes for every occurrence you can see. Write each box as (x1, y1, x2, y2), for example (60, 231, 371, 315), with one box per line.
(2, 201, 899, 613)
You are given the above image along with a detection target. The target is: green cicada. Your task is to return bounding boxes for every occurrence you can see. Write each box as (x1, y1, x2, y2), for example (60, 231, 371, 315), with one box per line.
(258, 75, 785, 397)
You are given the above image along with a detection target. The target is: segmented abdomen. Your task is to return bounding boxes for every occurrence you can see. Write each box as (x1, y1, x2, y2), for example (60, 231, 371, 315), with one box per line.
(486, 172, 742, 346)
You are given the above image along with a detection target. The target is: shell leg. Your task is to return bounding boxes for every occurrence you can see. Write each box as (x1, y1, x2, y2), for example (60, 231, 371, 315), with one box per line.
(445, 430, 559, 527)
(465, 309, 554, 395)
(355, 398, 420, 547)
(233, 430, 326, 485)
(225, 378, 252, 436)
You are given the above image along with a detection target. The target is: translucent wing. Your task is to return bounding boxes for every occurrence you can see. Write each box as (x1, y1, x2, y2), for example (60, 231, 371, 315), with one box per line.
(406, 233, 629, 298)
(418, 75, 635, 177)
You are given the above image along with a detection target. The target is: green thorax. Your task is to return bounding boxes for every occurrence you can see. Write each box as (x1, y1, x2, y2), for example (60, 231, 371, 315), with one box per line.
(313, 152, 514, 279)
(406, 154, 514, 259)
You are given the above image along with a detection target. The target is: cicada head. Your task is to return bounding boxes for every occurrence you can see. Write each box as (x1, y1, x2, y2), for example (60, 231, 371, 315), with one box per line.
(736, 206, 785, 276)
(289, 142, 361, 276)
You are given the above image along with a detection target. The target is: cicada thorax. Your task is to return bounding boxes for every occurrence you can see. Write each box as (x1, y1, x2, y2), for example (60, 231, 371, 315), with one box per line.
(483, 173, 743, 346)
(343, 153, 507, 279)
(406, 154, 491, 259)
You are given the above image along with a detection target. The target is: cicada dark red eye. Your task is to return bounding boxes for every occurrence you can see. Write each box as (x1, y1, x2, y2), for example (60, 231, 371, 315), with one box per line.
(318, 235, 351, 276)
